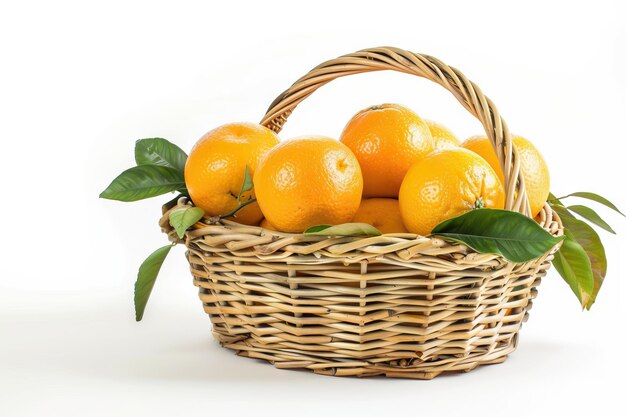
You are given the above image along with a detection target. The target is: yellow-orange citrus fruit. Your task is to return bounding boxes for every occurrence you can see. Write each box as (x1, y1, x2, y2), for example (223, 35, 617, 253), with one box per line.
(185, 122, 279, 225)
(254, 136, 363, 233)
(351, 198, 408, 234)
(259, 218, 276, 231)
(462, 135, 550, 217)
(340, 104, 434, 198)
(399, 148, 505, 235)
(425, 119, 460, 150)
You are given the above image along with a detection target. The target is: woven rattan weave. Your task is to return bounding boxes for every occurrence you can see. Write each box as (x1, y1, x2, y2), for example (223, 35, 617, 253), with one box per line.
(161, 47, 563, 379)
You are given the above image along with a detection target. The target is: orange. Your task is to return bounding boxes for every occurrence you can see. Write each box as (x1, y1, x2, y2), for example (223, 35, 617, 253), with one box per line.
(259, 218, 276, 231)
(339, 104, 434, 198)
(351, 198, 408, 234)
(254, 136, 363, 233)
(462, 135, 550, 217)
(185, 122, 279, 225)
(425, 119, 460, 150)
(399, 148, 505, 235)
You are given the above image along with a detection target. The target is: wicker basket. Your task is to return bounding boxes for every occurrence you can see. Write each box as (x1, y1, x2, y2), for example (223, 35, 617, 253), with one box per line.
(160, 47, 563, 379)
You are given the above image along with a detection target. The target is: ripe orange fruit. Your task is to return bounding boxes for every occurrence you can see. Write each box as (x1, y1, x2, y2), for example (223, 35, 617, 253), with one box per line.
(259, 218, 276, 231)
(399, 148, 505, 235)
(425, 119, 460, 150)
(340, 104, 434, 198)
(185, 122, 279, 225)
(351, 198, 408, 234)
(462, 135, 550, 217)
(254, 136, 363, 233)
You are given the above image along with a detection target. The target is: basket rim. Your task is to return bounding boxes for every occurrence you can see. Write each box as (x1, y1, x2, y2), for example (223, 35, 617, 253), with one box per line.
(160, 197, 564, 262)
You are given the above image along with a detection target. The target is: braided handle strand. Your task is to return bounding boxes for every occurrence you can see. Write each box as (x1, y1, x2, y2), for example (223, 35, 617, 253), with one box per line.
(260, 47, 530, 216)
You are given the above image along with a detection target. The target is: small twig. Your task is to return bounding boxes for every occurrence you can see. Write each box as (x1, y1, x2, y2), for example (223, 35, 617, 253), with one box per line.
(221, 198, 257, 218)
(207, 198, 257, 224)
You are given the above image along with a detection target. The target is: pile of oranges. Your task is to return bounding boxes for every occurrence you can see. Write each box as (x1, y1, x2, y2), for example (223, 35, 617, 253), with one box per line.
(185, 104, 550, 235)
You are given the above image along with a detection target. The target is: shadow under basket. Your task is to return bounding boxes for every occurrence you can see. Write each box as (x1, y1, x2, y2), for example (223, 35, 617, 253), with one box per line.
(160, 47, 564, 379)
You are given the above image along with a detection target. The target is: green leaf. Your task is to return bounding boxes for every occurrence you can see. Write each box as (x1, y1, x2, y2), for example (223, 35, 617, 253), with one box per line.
(552, 230, 594, 307)
(135, 138, 187, 173)
(550, 202, 576, 223)
(100, 165, 185, 202)
(559, 213, 607, 310)
(304, 223, 382, 237)
(304, 224, 332, 233)
(549, 200, 608, 309)
(135, 245, 172, 321)
(431, 208, 564, 263)
(558, 192, 624, 217)
(547, 192, 563, 206)
(169, 206, 204, 239)
(237, 165, 254, 203)
(568, 204, 615, 234)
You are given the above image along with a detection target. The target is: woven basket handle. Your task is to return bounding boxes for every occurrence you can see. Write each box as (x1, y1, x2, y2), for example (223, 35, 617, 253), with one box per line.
(260, 46, 530, 215)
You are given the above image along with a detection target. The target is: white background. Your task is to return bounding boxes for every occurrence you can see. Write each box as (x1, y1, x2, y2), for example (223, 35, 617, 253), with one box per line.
(1, 1, 625, 416)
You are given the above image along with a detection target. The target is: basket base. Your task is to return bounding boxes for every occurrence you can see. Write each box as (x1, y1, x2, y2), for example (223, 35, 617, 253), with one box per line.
(214, 331, 518, 379)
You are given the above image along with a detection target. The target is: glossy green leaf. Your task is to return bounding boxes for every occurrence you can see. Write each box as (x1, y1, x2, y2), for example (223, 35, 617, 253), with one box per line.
(304, 223, 382, 237)
(169, 206, 204, 239)
(237, 165, 254, 203)
(552, 230, 594, 307)
(99, 165, 185, 202)
(558, 192, 624, 217)
(568, 204, 615, 234)
(431, 208, 564, 263)
(135, 138, 188, 173)
(135, 245, 172, 321)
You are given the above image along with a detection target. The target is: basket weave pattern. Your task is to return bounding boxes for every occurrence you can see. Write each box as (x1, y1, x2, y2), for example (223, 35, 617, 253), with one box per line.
(161, 47, 563, 379)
